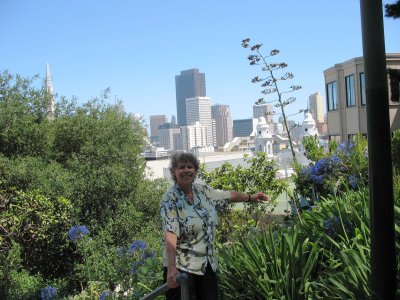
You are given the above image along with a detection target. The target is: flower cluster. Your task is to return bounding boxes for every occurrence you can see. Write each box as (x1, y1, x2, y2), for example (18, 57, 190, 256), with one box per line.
(68, 225, 90, 242)
(128, 240, 147, 252)
(348, 175, 359, 190)
(99, 290, 110, 300)
(337, 141, 355, 155)
(40, 286, 57, 300)
(117, 240, 155, 275)
(301, 155, 341, 185)
(323, 216, 354, 238)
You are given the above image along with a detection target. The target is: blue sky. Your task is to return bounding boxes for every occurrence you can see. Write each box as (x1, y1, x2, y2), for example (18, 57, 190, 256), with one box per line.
(1, 0, 399, 125)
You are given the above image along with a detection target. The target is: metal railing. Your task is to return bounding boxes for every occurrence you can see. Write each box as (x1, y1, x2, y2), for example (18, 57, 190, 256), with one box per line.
(140, 273, 190, 300)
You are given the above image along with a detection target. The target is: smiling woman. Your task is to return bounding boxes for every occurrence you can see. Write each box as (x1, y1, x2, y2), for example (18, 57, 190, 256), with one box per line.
(159, 151, 268, 300)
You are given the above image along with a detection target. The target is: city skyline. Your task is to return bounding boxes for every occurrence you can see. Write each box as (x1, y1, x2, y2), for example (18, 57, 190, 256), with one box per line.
(0, 1, 399, 127)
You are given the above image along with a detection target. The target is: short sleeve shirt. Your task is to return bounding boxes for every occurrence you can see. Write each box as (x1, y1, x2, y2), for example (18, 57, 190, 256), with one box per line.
(160, 183, 231, 275)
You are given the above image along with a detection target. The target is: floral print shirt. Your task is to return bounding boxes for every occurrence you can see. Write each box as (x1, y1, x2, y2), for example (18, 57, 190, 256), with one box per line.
(160, 183, 231, 275)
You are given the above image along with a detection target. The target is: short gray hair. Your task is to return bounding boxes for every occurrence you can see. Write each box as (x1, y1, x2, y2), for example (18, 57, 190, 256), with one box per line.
(169, 152, 200, 183)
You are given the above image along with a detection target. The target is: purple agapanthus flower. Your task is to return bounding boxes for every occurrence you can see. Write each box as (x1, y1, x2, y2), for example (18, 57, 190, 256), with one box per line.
(338, 141, 355, 156)
(349, 175, 358, 189)
(68, 225, 90, 242)
(130, 260, 143, 275)
(40, 286, 57, 300)
(117, 247, 125, 257)
(128, 240, 147, 253)
(99, 290, 110, 300)
(141, 251, 155, 260)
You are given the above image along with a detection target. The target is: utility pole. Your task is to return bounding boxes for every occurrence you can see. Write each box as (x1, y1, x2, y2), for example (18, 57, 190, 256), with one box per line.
(360, 1, 396, 299)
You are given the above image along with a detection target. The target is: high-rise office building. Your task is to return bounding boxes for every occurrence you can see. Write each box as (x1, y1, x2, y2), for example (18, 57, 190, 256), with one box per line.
(211, 104, 233, 147)
(159, 123, 181, 150)
(253, 104, 273, 123)
(308, 92, 324, 123)
(175, 68, 206, 126)
(233, 118, 258, 137)
(149, 115, 168, 141)
(180, 121, 209, 151)
(186, 96, 213, 147)
(171, 115, 177, 125)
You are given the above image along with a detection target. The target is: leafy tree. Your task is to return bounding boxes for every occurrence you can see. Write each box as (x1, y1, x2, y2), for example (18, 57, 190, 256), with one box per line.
(199, 152, 287, 241)
(385, 0, 400, 19)
(302, 135, 325, 162)
(242, 38, 304, 166)
(0, 71, 53, 158)
(50, 99, 148, 228)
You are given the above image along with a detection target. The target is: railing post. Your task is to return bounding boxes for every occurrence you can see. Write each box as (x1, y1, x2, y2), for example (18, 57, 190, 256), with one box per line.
(176, 273, 190, 300)
(140, 273, 190, 300)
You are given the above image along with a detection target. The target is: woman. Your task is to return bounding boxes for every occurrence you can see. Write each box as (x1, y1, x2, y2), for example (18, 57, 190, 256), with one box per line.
(160, 152, 268, 300)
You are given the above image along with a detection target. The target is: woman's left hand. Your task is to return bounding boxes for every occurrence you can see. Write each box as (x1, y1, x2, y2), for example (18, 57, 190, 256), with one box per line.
(250, 192, 269, 203)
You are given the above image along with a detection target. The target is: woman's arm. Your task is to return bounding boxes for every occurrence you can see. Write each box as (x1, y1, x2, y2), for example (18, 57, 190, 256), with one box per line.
(165, 231, 180, 289)
(230, 191, 268, 203)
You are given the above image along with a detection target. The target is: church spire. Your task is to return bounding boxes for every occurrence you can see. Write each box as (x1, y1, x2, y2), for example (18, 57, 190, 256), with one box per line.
(45, 63, 55, 119)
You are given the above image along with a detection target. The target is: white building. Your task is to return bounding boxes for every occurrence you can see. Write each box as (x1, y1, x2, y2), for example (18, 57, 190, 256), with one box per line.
(181, 121, 213, 152)
(255, 117, 274, 158)
(186, 96, 214, 147)
(45, 63, 55, 120)
(299, 112, 319, 141)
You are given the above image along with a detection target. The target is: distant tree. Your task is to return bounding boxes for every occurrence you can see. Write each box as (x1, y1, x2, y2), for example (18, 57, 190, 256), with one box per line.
(0, 71, 52, 158)
(385, 0, 400, 19)
(242, 38, 304, 166)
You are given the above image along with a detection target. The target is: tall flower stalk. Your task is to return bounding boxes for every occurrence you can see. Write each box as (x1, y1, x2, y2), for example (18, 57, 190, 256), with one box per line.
(242, 38, 303, 167)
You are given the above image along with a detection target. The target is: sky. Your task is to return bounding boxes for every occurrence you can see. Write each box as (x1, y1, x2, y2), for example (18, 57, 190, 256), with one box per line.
(0, 0, 399, 126)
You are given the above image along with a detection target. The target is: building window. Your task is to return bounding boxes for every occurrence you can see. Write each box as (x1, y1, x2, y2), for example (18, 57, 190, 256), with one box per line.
(348, 134, 357, 141)
(360, 72, 366, 106)
(345, 74, 355, 107)
(329, 135, 340, 143)
(388, 69, 400, 102)
(327, 81, 338, 111)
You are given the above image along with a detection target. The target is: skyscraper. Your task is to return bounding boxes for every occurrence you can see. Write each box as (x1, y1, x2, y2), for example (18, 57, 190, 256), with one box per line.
(253, 104, 273, 123)
(175, 68, 206, 126)
(308, 92, 324, 123)
(159, 123, 181, 150)
(186, 96, 213, 147)
(233, 118, 258, 137)
(149, 115, 168, 141)
(211, 104, 233, 147)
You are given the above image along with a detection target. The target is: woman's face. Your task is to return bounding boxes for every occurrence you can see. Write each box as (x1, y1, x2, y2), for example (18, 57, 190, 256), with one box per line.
(174, 161, 196, 187)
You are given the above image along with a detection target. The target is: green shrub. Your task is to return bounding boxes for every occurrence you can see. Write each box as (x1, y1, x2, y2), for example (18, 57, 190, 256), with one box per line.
(393, 129, 400, 173)
(0, 189, 74, 279)
(0, 241, 44, 300)
(218, 226, 319, 299)
(199, 152, 287, 243)
(293, 134, 368, 201)
(72, 229, 163, 299)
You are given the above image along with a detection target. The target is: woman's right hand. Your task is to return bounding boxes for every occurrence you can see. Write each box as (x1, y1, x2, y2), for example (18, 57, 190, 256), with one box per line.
(167, 266, 181, 289)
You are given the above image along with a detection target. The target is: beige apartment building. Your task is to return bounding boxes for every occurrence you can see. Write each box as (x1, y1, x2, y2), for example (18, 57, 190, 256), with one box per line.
(323, 54, 400, 142)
